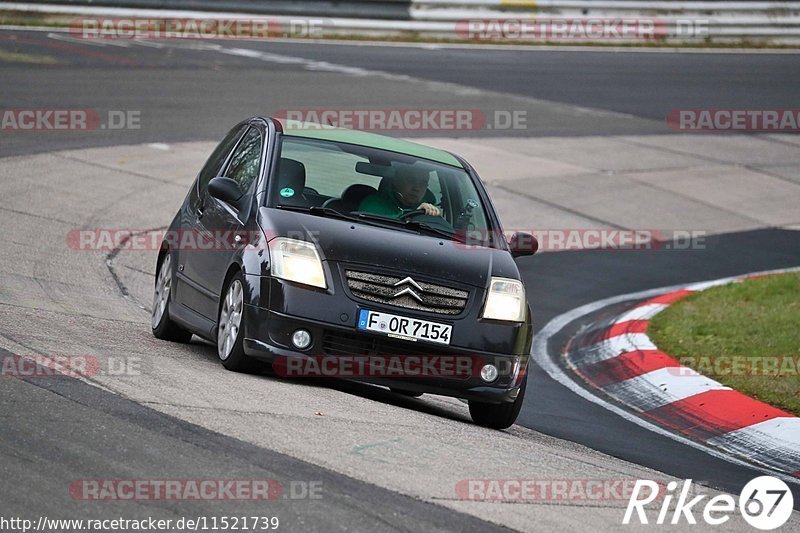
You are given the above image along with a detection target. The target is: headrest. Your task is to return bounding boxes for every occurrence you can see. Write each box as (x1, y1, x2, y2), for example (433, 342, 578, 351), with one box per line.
(341, 184, 377, 210)
(276, 158, 306, 199)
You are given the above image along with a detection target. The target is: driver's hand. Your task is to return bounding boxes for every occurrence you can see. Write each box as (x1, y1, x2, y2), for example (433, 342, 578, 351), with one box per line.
(417, 202, 441, 216)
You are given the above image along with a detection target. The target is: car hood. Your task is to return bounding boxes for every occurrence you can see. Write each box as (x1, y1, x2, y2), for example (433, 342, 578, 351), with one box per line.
(259, 208, 520, 289)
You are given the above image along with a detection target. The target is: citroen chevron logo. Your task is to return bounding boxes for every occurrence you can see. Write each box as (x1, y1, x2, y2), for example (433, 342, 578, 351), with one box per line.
(392, 277, 424, 302)
(392, 287, 424, 303)
(394, 276, 423, 291)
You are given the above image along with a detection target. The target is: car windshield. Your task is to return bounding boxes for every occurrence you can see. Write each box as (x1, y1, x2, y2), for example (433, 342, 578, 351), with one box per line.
(269, 135, 494, 244)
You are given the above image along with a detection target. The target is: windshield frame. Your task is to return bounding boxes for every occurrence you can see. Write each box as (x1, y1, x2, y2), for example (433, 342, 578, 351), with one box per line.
(263, 130, 507, 251)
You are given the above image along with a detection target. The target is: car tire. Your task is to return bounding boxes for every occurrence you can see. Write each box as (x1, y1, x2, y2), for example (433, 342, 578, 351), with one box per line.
(468, 371, 527, 430)
(217, 271, 260, 373)
(391, 388, 423, 398)
(151, 252, 193, 343)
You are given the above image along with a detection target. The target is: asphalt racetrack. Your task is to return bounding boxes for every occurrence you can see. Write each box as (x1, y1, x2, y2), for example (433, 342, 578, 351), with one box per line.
(2, 29, 800, 530)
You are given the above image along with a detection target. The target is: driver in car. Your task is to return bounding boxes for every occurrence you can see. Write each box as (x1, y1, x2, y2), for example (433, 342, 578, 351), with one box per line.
(358, 168, 441, 218)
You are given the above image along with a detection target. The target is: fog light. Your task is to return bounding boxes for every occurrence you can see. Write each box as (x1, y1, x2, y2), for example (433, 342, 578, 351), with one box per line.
(292, 329, 312, 350)
(480, 364, 498, 383)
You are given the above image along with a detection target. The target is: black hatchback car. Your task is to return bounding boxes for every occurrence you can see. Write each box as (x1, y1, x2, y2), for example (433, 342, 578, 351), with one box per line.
(152, 117, 537, 429)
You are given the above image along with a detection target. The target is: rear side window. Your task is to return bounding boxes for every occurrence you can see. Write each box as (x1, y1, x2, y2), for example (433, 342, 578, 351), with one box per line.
(197, 125, 246, 194)
(223, 127, 263, 194)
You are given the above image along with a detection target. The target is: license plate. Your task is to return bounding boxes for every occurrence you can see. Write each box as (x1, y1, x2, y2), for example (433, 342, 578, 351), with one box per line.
(357, 310, 452, 345)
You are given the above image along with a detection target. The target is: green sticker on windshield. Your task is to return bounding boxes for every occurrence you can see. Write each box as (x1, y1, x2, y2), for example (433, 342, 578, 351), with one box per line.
(280, 187, 295, 198)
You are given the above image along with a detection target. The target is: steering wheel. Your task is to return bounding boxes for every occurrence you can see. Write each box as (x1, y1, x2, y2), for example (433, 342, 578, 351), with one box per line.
(399, 209, 427, 220)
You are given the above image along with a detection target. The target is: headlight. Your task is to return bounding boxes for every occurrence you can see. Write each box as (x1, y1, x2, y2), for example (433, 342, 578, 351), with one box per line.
(481, 277, 526, 322)
(268, 238, 326, 289)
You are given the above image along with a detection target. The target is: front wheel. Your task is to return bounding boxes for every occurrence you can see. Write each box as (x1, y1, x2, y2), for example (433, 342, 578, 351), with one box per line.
(151, 252, 193, 343)
(468, 371, 527, 430)
(217, 272, 260, 373)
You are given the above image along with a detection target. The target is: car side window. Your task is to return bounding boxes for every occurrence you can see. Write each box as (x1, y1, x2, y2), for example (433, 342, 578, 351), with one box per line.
(224, 127, 263, 194)
(197, 125, 247, 194)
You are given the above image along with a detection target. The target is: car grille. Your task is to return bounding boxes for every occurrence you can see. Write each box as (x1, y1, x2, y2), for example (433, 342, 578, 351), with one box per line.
(345, 270, 469, 315)
(322, 330, 454, 358)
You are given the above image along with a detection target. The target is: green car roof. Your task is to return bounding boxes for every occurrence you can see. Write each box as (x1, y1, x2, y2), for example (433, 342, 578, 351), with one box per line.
(275, 118, 464, 168)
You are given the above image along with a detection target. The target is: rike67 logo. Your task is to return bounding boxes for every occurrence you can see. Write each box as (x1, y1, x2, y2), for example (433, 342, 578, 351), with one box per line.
(624, 477, 794, 530)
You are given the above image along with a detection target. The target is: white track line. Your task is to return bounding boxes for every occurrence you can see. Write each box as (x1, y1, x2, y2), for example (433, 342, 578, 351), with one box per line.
(708, 418, 800, 469)
(576, 333, 658, 366)
(614, 302, 668, 322)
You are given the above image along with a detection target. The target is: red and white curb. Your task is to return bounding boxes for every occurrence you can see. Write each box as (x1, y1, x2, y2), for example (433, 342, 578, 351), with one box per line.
(566, 270, 800, 478)
(531, 268, 800, 485)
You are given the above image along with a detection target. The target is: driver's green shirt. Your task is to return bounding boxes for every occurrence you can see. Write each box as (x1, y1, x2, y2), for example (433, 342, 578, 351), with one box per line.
(358, 189, 436, 218)
(358, 191, 406, 218)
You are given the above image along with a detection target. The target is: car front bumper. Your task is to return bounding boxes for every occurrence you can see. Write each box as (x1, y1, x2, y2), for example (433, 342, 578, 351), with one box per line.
(242, 304, 528, 404)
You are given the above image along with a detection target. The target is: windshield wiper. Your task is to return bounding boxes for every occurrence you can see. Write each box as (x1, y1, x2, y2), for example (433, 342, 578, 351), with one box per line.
(406, 221, 467, 243)
(277, 206, 421, 233)
(276, 205, 359, 222)
(276, 206, 464, 241)
(309, 206, 360, 221)
(357, 213, 465, 242)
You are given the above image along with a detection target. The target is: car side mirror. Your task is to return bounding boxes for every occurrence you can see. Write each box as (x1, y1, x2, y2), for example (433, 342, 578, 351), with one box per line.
(508, 232, 538, 258)
(208, 176, 244, 206)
